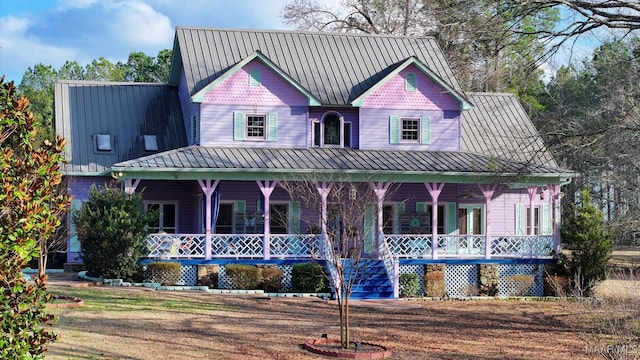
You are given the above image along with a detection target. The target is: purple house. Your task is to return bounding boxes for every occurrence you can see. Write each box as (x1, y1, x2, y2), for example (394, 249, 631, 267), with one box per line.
(55, 28, 575, 298)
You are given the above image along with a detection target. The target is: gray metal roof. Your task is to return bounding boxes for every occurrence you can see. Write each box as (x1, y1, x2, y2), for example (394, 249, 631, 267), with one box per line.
(54, 81, 187, 175)
(111, 146, 574, 183)
(461, 92, 558, 168)
(170, 27, 467, 105)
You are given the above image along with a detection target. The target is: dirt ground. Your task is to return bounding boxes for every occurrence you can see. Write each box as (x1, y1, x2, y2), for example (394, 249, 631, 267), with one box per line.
(44, 279, 605, 360)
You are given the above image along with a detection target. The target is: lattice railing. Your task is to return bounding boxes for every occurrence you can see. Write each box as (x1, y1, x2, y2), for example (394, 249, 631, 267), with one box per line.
(210, 234, 263, 258)
(437, 235, 485, 257)
(490, 236, 553, 257)
(385, 234, 432, 258)
(269, 234, 322, 258)
(146, 234, 206, 258)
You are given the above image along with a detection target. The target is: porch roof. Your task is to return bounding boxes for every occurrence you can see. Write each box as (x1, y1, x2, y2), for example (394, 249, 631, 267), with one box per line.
(111, 146, 576, 185)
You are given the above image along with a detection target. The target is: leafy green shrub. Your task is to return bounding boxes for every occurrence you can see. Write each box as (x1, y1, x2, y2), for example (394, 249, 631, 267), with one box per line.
(74, 185, 157, 281)
(145, 262, 181, 285)
(399, 273, 421, 297)
(260, 266, 284, 292)
(291, 262, 326, 292)
(225, 264, 261, 289)
(561, 189, 612, 296)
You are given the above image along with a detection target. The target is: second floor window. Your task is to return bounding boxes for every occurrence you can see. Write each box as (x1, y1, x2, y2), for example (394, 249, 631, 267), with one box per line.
(246, 115, 266, 138)
(401, 118, 420, 142)
(233, 111, 278, 142)
(313, 112, 351, 148)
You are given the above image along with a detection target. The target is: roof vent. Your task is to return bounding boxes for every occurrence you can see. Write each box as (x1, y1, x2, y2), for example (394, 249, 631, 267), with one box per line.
(144, 135, 158, 151)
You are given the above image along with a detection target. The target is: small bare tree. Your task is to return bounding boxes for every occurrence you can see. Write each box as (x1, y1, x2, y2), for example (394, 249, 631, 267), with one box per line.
(279, 178, 395, 349)
(37, 177, 71, 277)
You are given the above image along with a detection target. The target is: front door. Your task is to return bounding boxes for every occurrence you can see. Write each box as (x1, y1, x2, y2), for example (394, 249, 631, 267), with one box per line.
(457, 205, 483, 254)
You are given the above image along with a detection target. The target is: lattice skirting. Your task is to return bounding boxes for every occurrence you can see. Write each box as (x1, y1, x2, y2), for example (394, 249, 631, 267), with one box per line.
(218, 265, 293, 291)
(176, 265, 197, 286)
(498, 264, 544, 297)
(399, 264, 425, 294)
(445, 264, 478, 298)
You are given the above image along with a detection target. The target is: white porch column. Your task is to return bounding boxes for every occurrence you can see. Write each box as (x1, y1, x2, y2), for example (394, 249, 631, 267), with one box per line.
(478, 184, 497, 259)
(370, 182, 391, 253)
(548, 184, 561, 255)
(257, 180, 277, 260)
(424, 182, 445, 259)
(527, 187, 538, 236)
(197, 179, 220, 260)
(124, 179, 141, 195)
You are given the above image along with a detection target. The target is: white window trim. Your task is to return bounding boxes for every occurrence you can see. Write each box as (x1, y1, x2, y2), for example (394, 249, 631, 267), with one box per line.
(399, 117, 420, 143)
(313, 112, 349, 148)
(458, 204, 485, 235)
(245, 113, 267, 141)
(145, 201, 179, 233)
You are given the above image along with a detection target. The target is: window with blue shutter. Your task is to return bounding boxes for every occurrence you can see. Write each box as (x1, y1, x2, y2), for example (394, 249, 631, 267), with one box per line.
(233, 112, 244, 141)
(268, 112, 278, 141)
(405, 73, 417, 92)
(421, 116, 431, 144)
(389, 116, 400, 144)
(249, 69, 261, 87)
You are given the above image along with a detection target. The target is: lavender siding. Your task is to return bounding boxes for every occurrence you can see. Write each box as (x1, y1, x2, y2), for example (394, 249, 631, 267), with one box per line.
(179, 67, 200, 145)
(308, 107, 360, 148)
(362, 67, 460, 110)
(359, 108, 460, 151)
(199, 104, 308, 147)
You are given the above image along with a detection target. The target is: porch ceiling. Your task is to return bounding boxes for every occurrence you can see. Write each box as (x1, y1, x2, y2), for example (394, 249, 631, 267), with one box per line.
(110, 146, 575, 185)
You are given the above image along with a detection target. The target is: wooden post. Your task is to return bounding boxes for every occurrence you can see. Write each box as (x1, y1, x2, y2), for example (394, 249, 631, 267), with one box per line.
(478, 184, 497, 259)
(548, 184, 561, 256)
(257, 180, 277, 260)
(197, 179, 220, 260)
(424, 182, 445, 259)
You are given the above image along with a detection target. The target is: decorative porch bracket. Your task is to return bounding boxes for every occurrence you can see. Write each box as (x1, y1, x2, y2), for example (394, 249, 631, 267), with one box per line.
(257, 180, 277, 260)
(424, 182, 445, 259)
(548, 184, 561, 256)
(478, 184, 497, 259)
(124, 179, 141, 195)
(197, 179, 220, 260)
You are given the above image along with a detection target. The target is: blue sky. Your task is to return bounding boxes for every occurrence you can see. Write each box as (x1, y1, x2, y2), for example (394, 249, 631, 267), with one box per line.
(0, 0, 304, 84)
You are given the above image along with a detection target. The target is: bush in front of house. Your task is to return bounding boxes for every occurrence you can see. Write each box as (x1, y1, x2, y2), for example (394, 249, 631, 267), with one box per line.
(225, 264, 261, 289)
(291, 262, 326, 292)
(260, 266, 284, 292)
(145, 262, 181, 285)
(399, 273, 421, 297)
(74, 185, 157, 280)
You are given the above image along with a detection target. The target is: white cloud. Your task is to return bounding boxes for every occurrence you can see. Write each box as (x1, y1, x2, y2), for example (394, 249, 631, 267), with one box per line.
(107, 1, 173, 46)
(56, 0, 101, 10)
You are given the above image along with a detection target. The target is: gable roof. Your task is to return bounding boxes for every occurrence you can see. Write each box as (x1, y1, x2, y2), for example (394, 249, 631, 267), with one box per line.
(461, 92, 558, 168)
(170, 27, 466, 106)
(190, 50, 321, 105)
(111, 146, 574, 185)
(54, 81, 187, 175)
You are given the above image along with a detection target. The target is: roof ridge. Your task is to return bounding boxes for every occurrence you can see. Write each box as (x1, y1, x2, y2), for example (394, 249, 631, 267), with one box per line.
(54, 80, 170, 86)
(175, 26, 437, 40)
(466, 92, 517, 97)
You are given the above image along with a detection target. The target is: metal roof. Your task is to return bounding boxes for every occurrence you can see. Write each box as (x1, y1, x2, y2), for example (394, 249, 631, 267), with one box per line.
(111, 146, 575, 184)
(461, 92, 558, 168)
(170, 27, 467, 105)
(54, 81, 187, 175)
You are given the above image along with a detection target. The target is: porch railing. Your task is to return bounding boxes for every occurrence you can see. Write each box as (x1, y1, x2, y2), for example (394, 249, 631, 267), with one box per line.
(146, 233, 554, 260)
(378, 234, 399, 297)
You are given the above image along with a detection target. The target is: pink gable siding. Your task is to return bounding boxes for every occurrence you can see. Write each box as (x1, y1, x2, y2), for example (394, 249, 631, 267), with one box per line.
(202, 60, 307, 106)
(362, 66, 460, 110)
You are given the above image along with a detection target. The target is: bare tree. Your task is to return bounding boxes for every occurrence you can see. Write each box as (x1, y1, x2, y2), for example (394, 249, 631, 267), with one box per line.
(279, 178, 396, 349)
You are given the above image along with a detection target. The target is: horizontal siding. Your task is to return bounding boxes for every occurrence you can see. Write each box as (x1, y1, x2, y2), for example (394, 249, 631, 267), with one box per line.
(179, 67, 200, 145)
(200, 104, 308, 148)
(359, 108, 459, 151)
(202, 60, 307, 106)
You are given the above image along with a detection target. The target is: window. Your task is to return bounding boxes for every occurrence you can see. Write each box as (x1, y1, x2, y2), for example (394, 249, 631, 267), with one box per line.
(405, 73, 417, 92)
(96, 134, 112, 151)
(313, 112, 351, 147)
(190, 114, 199, 144)
(143, 135, 158, 151)
(425, 205, 445, 234)
(249, 69, 261, 87)
(401, 118, 420, 142)
(246, 115, 266, 139)
(458, 205, 483, 235)
(146, 202, 177, 233)
(526, 207, 540, 235)
(270, 203, 289, 234)
(215, 203, 234, 234)
(383, 204, 396, 234)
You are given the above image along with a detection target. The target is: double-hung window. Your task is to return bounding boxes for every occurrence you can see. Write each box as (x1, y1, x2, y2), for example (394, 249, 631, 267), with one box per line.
(233, 112, 277, 141)
(389, 115, 430, 144)
(246, 115, 266, 139)
(401, 118, 420, 142)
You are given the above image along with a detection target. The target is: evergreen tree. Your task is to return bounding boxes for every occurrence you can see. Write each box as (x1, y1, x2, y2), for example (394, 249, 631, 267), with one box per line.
(561, 188, 612, 296)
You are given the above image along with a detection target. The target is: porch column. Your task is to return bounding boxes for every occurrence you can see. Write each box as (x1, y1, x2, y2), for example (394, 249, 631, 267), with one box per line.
(527, 187, 538, 236)
(257, 180, 277, 260)
(478, 184, 497, 259)
(124, 179, 141, 195)
(370, 182, 391, 252)
(548, 184, 561, 255)
(424, 182, 445, 259)
(315, 181, 331, 244)
(197, 179, 220, 260)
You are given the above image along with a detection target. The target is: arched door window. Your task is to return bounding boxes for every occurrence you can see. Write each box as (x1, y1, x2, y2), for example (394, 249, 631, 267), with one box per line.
(313, 112, 351, 147)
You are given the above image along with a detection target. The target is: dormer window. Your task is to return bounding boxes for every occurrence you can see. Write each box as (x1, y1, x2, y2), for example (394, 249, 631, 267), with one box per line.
(249, 69, 261, 87)
(405, 73, 417, 92)
(143, 135, 158, 151)
(96, 134, 112, 151)
(313, 112, 351, 148)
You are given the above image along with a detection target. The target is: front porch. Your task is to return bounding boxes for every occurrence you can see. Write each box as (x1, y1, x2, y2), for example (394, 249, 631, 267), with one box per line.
(145, 233, 555, 260)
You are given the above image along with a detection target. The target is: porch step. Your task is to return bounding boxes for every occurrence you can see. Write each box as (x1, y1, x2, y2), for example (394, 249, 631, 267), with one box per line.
(325, 259, 395, 300)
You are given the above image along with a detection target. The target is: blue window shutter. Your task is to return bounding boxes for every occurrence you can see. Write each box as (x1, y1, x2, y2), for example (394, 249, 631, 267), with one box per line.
(416, 202, 426, 213)
(233, 112, 244, 141)
(236, 200, 246, 213)
(268, 112, 278, 141)
(515, 203, 526, 235)
(290, 201, 300, 233)
(389, 116, 399, 144)
(405, 73, 417, 92)
(542, 204, 552, 235)
(421, 116, 431, 144)
(446, 203, 457, 234)
(249, 69, 261, 87)
(363, 204, 375, 253)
